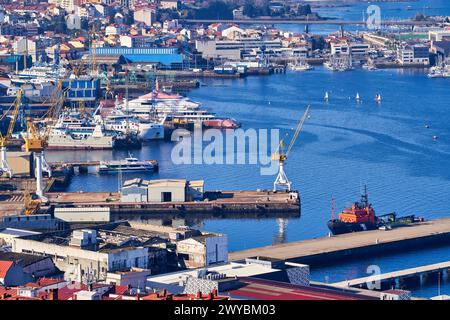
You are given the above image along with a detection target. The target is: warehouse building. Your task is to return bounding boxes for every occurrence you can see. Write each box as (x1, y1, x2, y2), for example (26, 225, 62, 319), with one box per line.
(94, 47, 183, 68)
(121, 178, 204, 203)
(176, 233, 228, 269)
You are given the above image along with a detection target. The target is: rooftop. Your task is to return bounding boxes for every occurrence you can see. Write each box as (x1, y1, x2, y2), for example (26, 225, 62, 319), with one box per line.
(0, 252, 50, 268)
(226, 277, 378, 300)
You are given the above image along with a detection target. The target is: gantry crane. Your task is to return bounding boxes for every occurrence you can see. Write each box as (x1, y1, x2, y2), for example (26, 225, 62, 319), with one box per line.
(271, 105, 310, 191)
(23, 75, 70, 199)
(0, 89, 22, 178)
(22, 180, 41, 216)
(24, 118, 49, 201)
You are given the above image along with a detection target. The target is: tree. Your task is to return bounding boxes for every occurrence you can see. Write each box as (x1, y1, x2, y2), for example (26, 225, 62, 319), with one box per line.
(297, 4, 312, 16)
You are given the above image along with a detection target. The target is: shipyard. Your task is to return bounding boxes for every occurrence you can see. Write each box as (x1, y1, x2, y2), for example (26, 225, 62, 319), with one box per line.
(1, 0, 450, 311)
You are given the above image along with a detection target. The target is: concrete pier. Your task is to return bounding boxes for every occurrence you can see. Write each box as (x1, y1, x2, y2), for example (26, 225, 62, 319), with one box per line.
(45, 190, 301, 217)
(331, 260, 450, 290)
(229, 218, 450, 265)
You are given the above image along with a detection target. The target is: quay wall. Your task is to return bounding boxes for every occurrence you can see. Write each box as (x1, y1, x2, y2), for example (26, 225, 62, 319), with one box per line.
(290, 231, 450, 267)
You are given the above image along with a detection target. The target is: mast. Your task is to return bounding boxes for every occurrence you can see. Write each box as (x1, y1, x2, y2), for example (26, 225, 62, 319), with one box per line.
(361, 185, 369, 207)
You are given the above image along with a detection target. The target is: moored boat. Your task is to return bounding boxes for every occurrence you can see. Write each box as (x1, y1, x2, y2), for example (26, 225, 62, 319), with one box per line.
(203, 118, 241, 129)
(327, 186, 423, 235)
(99, 154, 158, 173)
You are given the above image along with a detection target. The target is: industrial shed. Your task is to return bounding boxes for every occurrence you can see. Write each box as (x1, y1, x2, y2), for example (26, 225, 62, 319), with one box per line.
(121, 179, 204, 203)
(148, 179, 187, 202)
(121, 178, 149, 202)
(94, 47, 183, 68)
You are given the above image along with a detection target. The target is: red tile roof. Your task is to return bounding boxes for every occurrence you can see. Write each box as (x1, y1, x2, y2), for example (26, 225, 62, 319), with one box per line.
(0, 261, 14, 279)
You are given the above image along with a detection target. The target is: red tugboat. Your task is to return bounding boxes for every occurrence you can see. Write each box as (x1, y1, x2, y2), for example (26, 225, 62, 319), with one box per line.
(327, 186, 422, 235)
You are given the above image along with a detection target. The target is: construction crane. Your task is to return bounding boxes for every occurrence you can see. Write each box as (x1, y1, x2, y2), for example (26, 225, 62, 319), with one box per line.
(0, 89, 22, 178)
(90, 24, 97, 76)
(22, 75, 69, 199)
(22, 181, 41, 216)
(271, 105, 310, 192)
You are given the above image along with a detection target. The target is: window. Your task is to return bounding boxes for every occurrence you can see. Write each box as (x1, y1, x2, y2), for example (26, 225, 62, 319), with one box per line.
(162, 192, 172, 202)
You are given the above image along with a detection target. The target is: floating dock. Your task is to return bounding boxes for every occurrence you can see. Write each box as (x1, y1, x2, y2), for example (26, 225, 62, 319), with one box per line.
(45, 190, 300, 217)
(229, 218, 450, 265)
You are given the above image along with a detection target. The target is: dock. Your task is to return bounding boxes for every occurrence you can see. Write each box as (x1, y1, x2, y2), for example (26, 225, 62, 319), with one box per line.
(229, 218, 450, 265)
(45, 190, 300, 217)
(331, 260, 450, 290)
(48, 160, 159, 173)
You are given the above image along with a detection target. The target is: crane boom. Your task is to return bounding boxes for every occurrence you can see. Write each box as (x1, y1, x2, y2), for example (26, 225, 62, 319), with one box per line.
(0, 89, 22, 178)
(272, 105, 311, 192)
(0, 89, 22, 147)
(286, 105, 310, 158)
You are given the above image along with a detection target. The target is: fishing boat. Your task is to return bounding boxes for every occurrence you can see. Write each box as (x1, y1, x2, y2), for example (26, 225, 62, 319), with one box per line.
(99, 153, 158, 173)
(288, 61, 314, 72)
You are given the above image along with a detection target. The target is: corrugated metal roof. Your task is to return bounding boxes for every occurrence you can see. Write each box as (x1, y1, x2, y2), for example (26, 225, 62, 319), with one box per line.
(147, 179, 186, 187)
(123, 54, 182, 65)
(95, 47, 178, 55)
(92, 47, 183, 65)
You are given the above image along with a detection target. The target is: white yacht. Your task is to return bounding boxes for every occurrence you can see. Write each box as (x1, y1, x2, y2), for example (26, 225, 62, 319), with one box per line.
(94, 106, 165, 140)
(122, 90, 216, 124)
(288, 61, 314, 71)
(9, 64, 67, 84)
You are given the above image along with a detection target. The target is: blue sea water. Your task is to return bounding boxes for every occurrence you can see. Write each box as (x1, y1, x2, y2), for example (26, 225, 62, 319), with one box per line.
(45, 0, 450, 298)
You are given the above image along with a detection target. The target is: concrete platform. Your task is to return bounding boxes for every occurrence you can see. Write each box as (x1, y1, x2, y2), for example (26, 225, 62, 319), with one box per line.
(229, 218, 450, 264)
(45, 190, 300, 217)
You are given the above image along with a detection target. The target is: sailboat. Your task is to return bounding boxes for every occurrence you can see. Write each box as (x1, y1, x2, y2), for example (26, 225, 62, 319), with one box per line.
(324, 91, 329, 101)
(356, 92, 360, 102)
(375, 94, 382, 103)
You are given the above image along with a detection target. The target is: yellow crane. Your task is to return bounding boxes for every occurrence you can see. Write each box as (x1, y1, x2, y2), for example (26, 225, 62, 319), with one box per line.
(0, 89, 22, 178)
(271, 105, 310, 191)
(24, 118, 49, 201)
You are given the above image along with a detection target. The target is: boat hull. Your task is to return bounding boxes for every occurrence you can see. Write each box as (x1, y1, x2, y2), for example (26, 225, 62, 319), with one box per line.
(99, 167, 155, 173)
(327, 219, 377, 235)
(138, 122, 165, 140)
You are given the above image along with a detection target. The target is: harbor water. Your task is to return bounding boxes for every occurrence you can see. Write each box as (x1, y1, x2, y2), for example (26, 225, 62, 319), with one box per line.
(45, 0, 450, 298)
